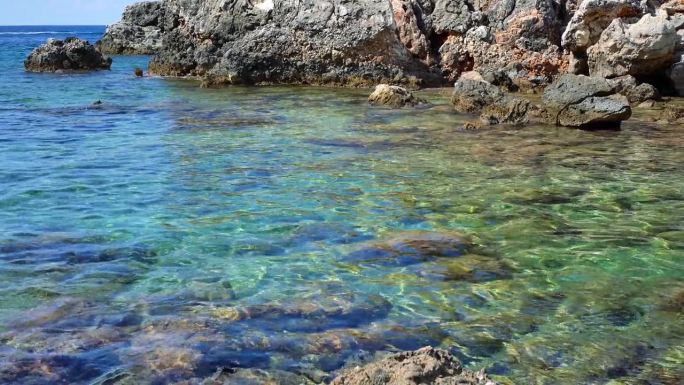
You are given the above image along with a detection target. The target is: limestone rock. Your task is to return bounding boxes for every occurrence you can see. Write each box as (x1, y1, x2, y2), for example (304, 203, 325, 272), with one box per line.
(368, 84, 426, 108)
(588, 12, 678, 78)
(103, 0, 569, 88)
(330, 347, 496, 385)
(479, 96, 531, 125)
(542, 74, 632, 128)
(451, 79, 504, 114)
(97, 1, 171, 55)
(24, 37, 112, 72)
(562, 0, 645, 54)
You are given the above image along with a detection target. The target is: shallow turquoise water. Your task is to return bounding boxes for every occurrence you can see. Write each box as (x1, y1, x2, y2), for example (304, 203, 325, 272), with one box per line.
(1, 27, 683, 385)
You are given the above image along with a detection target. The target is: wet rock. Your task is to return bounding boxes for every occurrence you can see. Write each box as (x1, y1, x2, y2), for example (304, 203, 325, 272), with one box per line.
(587, 12, 678, 78)
(542, 74, 631, 128)
(97, 1, 169, 55)
(451, 79, 504, 114)
(24, 37, 112, 73)
(432, 254, 513, 283)
(202, 367, 315, 385)
(368, 84, 426, 108)
(479, 96, 531, 125)
(344, 231, 471, 266)
(330, 347, 496, 385)
(134, 67, 144, 77)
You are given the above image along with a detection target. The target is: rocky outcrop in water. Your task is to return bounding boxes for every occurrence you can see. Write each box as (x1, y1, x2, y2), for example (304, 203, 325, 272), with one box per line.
(542, 74, 631, 128)
(102, 0, 570, 89)
(330, 347, 496, 385)
(452, 77, 531, 126)
(24, 37, 112, 72)
(368, 84, 426, 108)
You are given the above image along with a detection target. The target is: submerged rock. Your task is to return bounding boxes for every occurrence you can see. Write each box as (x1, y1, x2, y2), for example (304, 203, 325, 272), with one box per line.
(330, 347, 496, 385)
(368, 84, 426, 108)
(202, 367, 315, 385)
(542, 74, 631, 128)
(344, 231, 471, 266)
(24, 37, 112, 72)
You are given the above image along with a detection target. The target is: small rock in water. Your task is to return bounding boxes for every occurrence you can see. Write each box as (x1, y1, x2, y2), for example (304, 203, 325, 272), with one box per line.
(368, 84, 426, 108)
(134, 67, 144, 77)
(93, 100, 103, 106)
(330, 347, 497, 385)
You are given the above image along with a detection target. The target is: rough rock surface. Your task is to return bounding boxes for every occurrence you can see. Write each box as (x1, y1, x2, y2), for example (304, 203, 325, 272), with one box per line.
(97, 1, 170, 55)
(452, 79, 504, 114)
(102, 0, 569, 89)
(542, 74, 632, 127)
(368, 84, 426, 107)
(330, 347, 496, 385)
(452, 78, 530, 125)
(588, 12, 678, 78)
(24, 37, 112, 72)
(608, 75, 660, 104)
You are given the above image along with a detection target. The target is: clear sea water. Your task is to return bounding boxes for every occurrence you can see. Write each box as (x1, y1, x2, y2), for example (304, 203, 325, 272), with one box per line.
(0, 26, 683, 385)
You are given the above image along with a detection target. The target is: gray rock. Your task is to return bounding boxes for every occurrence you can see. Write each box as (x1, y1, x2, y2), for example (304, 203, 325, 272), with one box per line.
(542, 74, 632, 128)
(588, 12, 678, 78)
(24, 37, 112, 72)
(103, 0, 568, 88)
(608, 75, 660, 104)
(368, 84, 426, 108)
(562, 0, 646, 54)
(330, 347, 497, 385)
(98, 1, 171, 54)
(451, 79, 504, 114)
(479, 96, 531, 125)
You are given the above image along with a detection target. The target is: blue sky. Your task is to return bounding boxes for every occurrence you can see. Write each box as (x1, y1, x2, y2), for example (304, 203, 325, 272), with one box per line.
(0, 0, 139, 25)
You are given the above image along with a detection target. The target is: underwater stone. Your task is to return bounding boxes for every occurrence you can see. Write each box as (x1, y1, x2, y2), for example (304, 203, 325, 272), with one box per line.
(330, 347, 497, 385)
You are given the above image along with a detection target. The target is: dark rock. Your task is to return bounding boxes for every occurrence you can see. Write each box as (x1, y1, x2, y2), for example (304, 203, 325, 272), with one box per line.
(608, 75, 660, 104)
(201, 367, 315, 385)
(24, 37, 112, 72)
(97, 1, 170, 55)
(368, 84, 426, 108)
(344, 231, 471, 267)
(135, 67, 144, 77)
(451, 79, 504, 114)
(542, 74, 631, 128)
(330, 347, 497, 385)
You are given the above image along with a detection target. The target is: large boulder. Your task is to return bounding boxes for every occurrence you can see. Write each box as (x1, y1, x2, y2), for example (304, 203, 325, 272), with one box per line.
(542, 74, 631, 128)
(97, 1, 171, 55)
(24, 37, 112, 72)
(587, 12, 678, 78)
(330, 347, 496, 385)
(368, 84, 426, 108)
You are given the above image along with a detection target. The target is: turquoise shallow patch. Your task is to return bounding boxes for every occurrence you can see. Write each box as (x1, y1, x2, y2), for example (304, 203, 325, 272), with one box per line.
(0, 26, 683, 385)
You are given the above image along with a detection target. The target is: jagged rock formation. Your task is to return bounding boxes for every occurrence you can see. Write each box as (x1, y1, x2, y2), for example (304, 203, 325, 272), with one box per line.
(97, 1, 170, 54)
(330, 347, 497, 385)
(101, 0, 568, 89)
(102, 0, 684, 96)
(24, 37, 112, 72)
